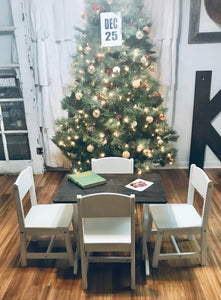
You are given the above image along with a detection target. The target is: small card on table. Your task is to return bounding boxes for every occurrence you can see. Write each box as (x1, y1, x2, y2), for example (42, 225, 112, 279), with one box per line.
(125, 178, 153, 192)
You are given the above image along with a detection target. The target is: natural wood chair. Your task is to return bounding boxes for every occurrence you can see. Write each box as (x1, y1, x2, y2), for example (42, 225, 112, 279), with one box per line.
(91, 157, 134, 174)
(77, 192, 136, 290)
(13, 166, 76, 272)
(146, 164, 213, 267)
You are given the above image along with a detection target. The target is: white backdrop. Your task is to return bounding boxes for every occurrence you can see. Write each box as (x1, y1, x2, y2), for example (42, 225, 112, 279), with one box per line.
(28, 0, 85, 167)
(27, 0, 180, 168)
(144, 0, 180, 125)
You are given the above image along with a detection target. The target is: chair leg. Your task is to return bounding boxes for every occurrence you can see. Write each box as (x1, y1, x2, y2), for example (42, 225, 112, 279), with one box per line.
(201, 230, 208, 265)
(152, 231, 163, 268)
(146, 212, 153, 242)
(73, 204, 80, 275)
(64, 231, 75, 267)
(20, 232, 27, 267)
(81, 253, 88, 290)
(131, 246, 136, 290)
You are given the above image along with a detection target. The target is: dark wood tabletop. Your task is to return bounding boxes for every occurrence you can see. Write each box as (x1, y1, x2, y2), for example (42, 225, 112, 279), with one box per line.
(52, 173, 167, 204)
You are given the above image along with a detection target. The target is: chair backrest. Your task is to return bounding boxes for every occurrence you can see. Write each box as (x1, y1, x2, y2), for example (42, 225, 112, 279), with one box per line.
(91, 157, 134, 174)
(187, 164, 213, 228)
(13, 166, 37, 230)
(77, 193, 135, 218)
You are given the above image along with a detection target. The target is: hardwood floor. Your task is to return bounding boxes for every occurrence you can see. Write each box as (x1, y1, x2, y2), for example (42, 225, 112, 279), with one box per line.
(0, 169, 220, 299)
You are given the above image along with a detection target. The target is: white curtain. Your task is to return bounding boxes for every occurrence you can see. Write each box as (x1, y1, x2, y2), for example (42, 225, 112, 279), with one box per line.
(27, 0, 179, 167)
(27, 0, 85, 168)
(143, 0, 180, 126)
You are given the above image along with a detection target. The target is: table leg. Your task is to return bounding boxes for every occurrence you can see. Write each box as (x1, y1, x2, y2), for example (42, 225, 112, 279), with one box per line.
(142, 203, 150, 276)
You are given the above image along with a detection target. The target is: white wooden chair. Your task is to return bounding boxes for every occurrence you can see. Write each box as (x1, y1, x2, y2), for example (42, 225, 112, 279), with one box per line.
(146, 164, 213, 268)
(13, 166, 76, 272)
(91, 157, 134, 174)
(77, 193, 136, 290)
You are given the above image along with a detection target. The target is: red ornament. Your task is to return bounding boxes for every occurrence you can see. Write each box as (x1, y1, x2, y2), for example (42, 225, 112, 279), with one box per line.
(116, 115, 122, 120)
(97, 58, 101, 62)
(106, 69, 112, 74)
(146, 54, 150, 58)
(129, 21, 135, 26)
(92, 3, 103, 12)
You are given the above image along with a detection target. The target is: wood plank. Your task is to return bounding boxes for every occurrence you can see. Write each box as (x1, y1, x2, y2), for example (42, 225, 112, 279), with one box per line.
(0, 169, 220, 299)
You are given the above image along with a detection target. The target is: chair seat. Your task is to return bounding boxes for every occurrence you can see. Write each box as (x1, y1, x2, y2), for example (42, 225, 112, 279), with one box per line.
(149, 204, 202, 230)
(25, 204, 73, 228)
(83, 217, 131, 244)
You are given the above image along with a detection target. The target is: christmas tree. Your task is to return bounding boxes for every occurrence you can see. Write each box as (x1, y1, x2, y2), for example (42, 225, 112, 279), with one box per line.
(53, 0, 178, 174)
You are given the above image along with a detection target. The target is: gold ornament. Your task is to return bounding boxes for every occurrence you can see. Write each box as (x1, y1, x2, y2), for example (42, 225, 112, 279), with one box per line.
(149, 65, 155, 72)
(132, 79, 141, 88)
(143, 149, 152, 157)
(100, 152, 105, 158)
(143, 26, 150, 34)
(122, 150, 130, 158)
(75, 91, 83, 100)
(93, 109, 101, 118)
(87, 125, 94, 132)
(136, 30, 144, 39)
(159, 113, 166, 120)
(146, 116, 153, 123)
(88, 65, 95, 74)
(113, 66, 120, 73)
(84, 46, 91, 54)
(87, 144, 94, 152)
(124, 65, 129, 72)
(97, 52, 105, 58)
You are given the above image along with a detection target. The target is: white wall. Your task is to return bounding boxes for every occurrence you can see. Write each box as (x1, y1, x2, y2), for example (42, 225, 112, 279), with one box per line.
(173, 0, 221, 168)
